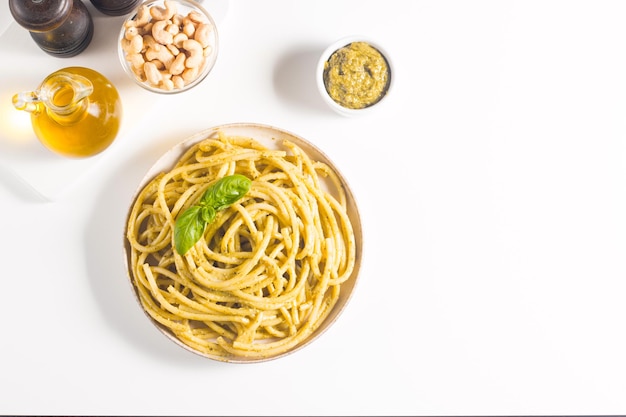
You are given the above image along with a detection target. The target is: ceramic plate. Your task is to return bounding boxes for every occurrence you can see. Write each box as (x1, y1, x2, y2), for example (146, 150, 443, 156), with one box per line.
(123, 122, 362, 362)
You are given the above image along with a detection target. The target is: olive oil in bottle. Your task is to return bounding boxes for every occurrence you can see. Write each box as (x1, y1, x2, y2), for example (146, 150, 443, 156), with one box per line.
(12, 67, 122, 158)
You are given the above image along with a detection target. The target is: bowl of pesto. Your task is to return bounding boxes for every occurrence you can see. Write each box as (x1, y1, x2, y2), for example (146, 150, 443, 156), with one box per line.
(317, 36, 392, 116)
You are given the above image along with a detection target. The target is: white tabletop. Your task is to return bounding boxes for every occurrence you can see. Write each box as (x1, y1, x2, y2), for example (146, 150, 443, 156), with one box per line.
(2, 0, 626, 415)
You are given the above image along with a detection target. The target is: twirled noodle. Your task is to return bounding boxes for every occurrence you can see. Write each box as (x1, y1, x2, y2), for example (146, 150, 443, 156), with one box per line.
(126, 131, 356, 360)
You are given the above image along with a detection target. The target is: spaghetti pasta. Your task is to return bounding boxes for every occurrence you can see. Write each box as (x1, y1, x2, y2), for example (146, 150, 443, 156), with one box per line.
(125, 130, 357, 360)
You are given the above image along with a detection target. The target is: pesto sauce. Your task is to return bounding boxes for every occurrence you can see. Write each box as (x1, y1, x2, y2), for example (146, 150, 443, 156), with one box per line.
(323, 42, 390, 109)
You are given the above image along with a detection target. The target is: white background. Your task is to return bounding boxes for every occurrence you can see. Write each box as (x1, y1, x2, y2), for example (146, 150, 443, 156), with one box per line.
(1, 0, 626, 415)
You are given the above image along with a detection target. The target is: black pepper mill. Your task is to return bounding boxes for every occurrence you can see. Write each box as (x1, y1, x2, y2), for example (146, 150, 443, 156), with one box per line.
(9, 0, 94, 58)
(89, 0, 141, 16)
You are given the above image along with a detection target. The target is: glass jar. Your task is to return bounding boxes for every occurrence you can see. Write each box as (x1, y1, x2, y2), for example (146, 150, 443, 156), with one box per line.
(12, 67, 123, 158)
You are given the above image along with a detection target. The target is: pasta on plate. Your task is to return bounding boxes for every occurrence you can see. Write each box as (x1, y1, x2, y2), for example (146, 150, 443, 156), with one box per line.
(125, 128, 358, 361)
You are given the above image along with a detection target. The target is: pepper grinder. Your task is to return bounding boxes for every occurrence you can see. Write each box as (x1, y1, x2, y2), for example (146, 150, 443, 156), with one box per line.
(9, 0, 94, 58)
(89, 0, 141, 16)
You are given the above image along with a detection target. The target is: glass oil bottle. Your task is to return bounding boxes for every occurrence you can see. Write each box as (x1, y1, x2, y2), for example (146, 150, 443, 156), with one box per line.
(12, 67, 123, 158)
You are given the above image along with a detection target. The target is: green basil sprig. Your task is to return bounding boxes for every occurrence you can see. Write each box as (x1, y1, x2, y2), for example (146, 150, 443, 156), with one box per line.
(174, 174, 251, 255)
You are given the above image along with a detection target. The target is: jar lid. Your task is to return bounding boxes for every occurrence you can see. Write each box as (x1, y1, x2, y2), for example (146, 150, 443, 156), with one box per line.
(9, 0, 72, 32)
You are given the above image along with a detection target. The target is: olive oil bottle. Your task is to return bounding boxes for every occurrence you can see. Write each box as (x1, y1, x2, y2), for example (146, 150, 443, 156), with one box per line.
(12, 67, 122, 158)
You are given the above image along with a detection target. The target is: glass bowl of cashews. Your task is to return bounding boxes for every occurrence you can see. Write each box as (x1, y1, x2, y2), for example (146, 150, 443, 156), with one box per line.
(118, 0, 219, 93)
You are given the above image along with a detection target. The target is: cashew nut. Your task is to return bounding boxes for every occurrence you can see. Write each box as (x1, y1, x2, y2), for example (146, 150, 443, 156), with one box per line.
(166, 44, 180, 56)
(172, 75, 185, 89)
(166, 23, 180, 36)
(142, 34, 160, 50)
(182, 20, 195, 37)
(152, 20, 173, 45)
(121, 34, 142, 55)
(161, 78, 175, 91)
(126, 4, 150, 27)
(169, 53, 186, 75)
(182, 66, 199, 83)
(151, 59, 166, 71)
(124, 26, 139, 40)
(150, 0, 177, 21)
(183, 39, 203, 68)
(126, 53, 145, 69)
(139, 22, 153, 36)
(144, 61, 161, 86)
(145, 45, 174, 68)
(193, 23, 212, 48)
(172, 33, 188, 48)
(128, 34, 143, 54)
(172, 13, 183, 26)
(187, 10, 208, 24)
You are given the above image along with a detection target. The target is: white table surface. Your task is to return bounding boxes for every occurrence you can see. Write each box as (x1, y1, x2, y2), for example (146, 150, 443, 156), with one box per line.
(2, 0, 626, 415)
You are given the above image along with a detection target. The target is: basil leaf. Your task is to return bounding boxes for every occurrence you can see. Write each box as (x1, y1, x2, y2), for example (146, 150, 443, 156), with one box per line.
(174, 205, 205, 255)
(175, 175, 251, 256)
(201, 174, 251, 211)
(200, 205, 216, 224)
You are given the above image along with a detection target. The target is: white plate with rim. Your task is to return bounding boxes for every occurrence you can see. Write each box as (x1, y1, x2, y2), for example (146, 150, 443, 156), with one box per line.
(123, 122, 363, 363)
